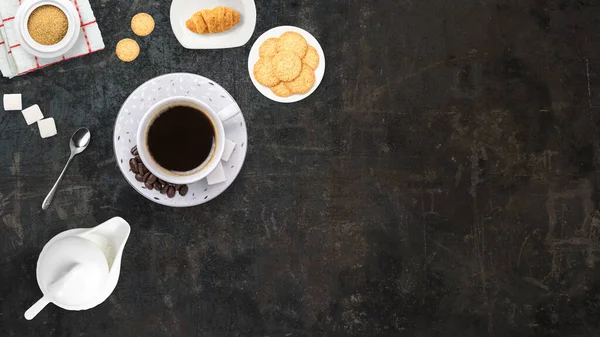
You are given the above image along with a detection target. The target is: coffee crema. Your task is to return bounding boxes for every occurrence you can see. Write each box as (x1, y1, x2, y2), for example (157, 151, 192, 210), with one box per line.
(147, 105, 215, 172)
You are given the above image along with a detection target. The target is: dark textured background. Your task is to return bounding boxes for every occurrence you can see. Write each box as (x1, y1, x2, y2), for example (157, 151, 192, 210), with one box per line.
(2, 0, 600, 336)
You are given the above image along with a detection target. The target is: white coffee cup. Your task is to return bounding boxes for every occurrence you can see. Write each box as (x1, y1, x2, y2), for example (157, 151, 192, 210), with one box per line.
(136, 96, 241, 185)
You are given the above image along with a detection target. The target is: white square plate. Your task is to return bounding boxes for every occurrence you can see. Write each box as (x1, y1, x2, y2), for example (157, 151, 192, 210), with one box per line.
(170, 0, 256, 49)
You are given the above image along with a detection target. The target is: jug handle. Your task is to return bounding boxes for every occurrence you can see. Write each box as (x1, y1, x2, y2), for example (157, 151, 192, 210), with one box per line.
(24, 296, 50, 320)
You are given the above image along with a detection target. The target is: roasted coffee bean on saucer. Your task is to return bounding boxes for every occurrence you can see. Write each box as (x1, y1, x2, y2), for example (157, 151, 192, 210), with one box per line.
(129, 158, 138, 173)
(167, 186, 176, 198)
(147, 174, 157, 185)
(178, 185, 188, 196)
(130, 145, 189, 199)
(138, 163, 146, 175)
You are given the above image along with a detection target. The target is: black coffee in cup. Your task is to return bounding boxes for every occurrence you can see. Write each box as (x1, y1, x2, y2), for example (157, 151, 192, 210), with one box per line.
(147, 105, 215, 172)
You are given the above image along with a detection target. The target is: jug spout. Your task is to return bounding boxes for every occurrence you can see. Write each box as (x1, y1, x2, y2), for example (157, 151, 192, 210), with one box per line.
(78, 217, 130, 269)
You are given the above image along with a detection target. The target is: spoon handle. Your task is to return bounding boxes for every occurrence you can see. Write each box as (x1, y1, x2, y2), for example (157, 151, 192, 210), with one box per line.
(42, 154, 75, 210)
(24, 296, 50, 320)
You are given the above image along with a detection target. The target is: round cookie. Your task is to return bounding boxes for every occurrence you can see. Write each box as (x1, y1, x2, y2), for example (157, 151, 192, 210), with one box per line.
(276, 31, 308, 58)
(271, 83, 292, 97)
(284, 64, 315, 94)
(303, 45, 320, 70)
(131, 13, 155, 37)
(253, 57, 280, 87)
(272, 51, 302, 82)
(259, 38, 279, 58)
(116, 38, 140, 62)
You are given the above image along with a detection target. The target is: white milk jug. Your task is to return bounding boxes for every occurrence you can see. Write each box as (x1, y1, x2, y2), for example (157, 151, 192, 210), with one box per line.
(24, 217, 131, 320)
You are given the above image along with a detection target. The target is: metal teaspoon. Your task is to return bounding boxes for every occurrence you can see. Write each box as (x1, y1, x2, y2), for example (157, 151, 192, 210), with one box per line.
(42, 128, 91, 210)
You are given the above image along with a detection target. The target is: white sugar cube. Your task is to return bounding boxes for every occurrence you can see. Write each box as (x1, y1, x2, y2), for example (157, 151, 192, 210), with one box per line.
(3, 94, 22, 111)
(206, 162, 226, 185)
(38, 118, 57, 138)
(22, 104, 44, 125)
(222, 139, 236, 162)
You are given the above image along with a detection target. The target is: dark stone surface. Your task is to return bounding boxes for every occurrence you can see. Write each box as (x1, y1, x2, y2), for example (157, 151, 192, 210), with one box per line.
(2, 0, 600, 336)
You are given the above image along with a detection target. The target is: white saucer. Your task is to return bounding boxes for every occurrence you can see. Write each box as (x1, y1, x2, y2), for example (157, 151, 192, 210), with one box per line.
(248, 26, 326, 103)
(113, 73, 248, 207)
(170, 0, 256, 49)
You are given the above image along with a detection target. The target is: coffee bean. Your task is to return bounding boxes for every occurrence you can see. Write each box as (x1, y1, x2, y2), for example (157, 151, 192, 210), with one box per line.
(147, 174, 157, 185)
(160, 185, 167, 194)
(153, 182, 160, 190)
(143, 172, 151, 182)
(173, 184, 181, 189)
(129, 158, 138, 173)
(158, 178, 166, 185)
(145, 181, 154, 190)
(167, 186, 176, 198)
(135, 173, 144, 182)
(178, 185, 188, 196)
(138, 163, 146, 175)
(131, 145, 138, 155)
(135, 155, 142, 163)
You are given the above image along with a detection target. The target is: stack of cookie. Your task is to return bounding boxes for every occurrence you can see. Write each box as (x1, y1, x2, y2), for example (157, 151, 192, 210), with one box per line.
(253, 31, 320, 97)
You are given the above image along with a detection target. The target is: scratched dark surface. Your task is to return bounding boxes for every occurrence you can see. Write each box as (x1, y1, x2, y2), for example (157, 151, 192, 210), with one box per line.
(1, 0, 600, 336)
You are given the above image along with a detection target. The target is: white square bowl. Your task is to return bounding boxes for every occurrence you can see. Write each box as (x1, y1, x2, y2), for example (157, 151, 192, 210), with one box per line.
(170, 0, 256, 49)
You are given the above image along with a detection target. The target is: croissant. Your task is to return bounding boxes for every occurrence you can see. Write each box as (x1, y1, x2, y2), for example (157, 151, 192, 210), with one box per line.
(185, 6, 241, 34)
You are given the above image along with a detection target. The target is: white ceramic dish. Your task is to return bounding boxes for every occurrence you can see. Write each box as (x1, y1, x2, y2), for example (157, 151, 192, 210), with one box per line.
(15, 0, 80, 58)
(113, 73, 248, 208)
(170, 0, 256, 49)
(248, 26, 326, 103)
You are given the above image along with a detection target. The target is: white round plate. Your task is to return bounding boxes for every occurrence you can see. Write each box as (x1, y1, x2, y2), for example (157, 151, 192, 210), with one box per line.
(113, 73, 248, 207)
(170, 0, 256, 49)
(248, 26, 326, 103)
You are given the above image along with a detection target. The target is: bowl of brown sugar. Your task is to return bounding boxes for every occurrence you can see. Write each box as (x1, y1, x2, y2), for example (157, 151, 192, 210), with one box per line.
(15, 0, 80, 58)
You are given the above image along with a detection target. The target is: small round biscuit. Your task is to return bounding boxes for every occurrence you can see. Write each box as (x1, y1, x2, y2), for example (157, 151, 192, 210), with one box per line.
(271, 83, 292, 97)
(254, 57, 280, 87)
(116, 38, 140, 62)
(303, 45, 320, 70)
(259, 38, 279, 59)
(277, 31, 308, 58)
(284, 65, 315, 94)
(272, 51, 302, 82)
(131, 13, 155, 37)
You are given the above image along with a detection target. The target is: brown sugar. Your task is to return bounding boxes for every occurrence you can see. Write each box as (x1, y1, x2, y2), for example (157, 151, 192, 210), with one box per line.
(27, 5, 68, 45)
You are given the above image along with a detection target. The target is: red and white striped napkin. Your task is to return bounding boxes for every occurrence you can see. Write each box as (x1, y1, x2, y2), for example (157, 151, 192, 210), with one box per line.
(0, 0, 104, 78)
